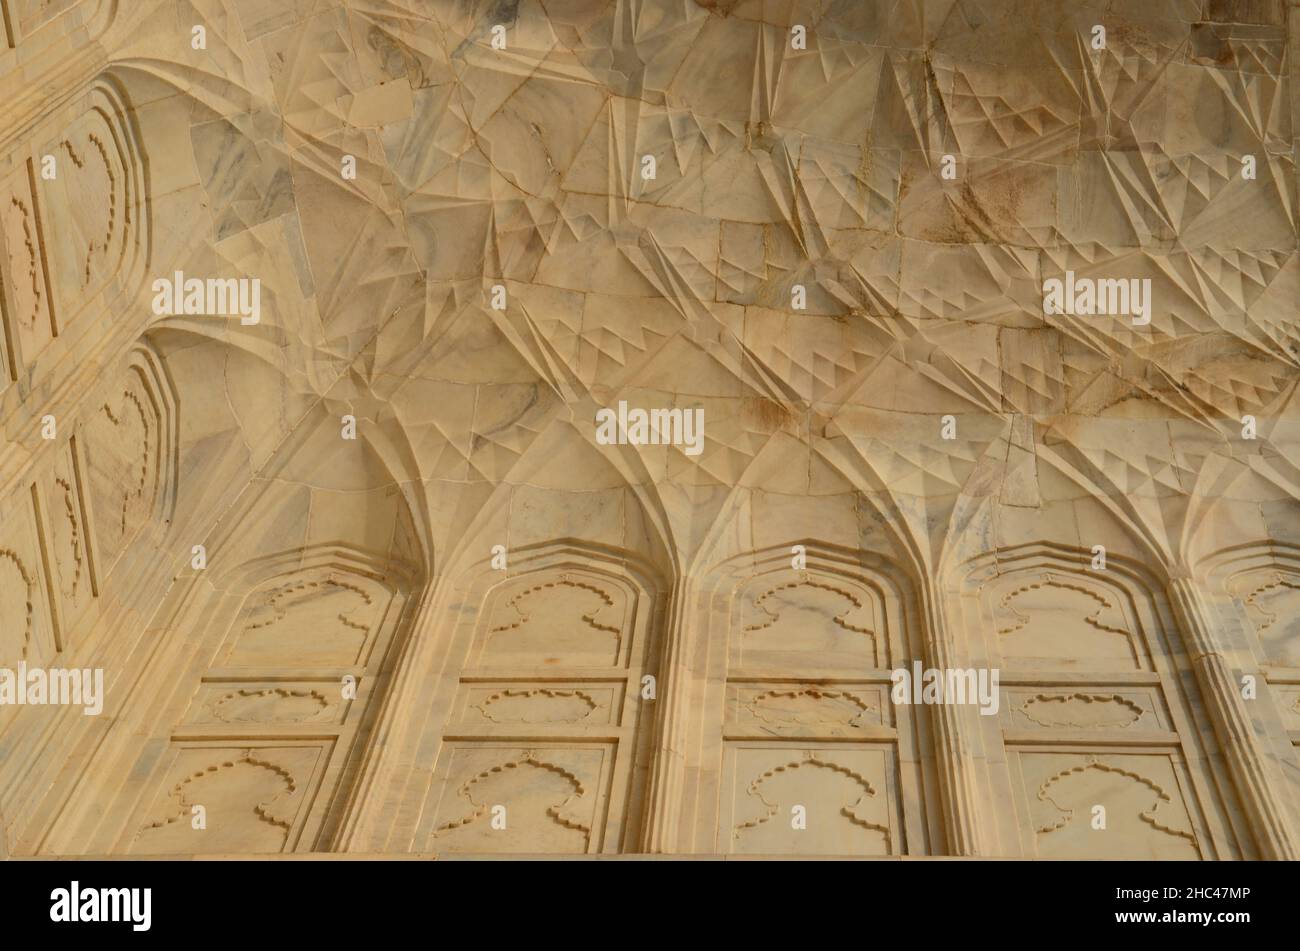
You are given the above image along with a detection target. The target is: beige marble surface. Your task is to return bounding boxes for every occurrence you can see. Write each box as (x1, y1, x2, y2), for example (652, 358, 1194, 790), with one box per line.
(0, 0, 1298, 859)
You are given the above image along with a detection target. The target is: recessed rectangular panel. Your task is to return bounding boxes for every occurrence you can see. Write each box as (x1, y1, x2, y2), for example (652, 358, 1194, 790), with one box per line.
(428, 742, 614, 855)
(127, 740, 331, 854)
(0, 159, 55, 370)
(181, 679, 351, 728)
(454, 681, 623, 730)
(1000, 684, 1172, 735)
(720, 743, 900, 856)
(1009, 748, 1204, 860)
(725, 681, 891, 738)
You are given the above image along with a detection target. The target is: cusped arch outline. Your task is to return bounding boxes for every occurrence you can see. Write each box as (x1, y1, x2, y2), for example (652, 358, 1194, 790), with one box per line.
(468, 538, 667, 669)
(337, 537, 666, 852)
(950, 541, 1169, 670)
(81, 340, 178, 575)
(706, 540, 915, 672)
(1198, 541, 1300, 667)
(1033, 756, 1199, 850)
(214, 542, 418, 633)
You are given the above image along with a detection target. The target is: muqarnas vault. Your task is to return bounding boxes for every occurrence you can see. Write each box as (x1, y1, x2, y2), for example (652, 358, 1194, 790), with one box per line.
(0, 0, 1298, 859)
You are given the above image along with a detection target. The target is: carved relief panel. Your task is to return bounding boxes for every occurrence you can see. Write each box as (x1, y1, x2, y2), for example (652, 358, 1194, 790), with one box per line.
(708, 547, 926, 856)
(429, 745, 611, 855)
(1271, 685, 1300, 735)
(125, 549, 414, 854)
(0, 490, 56, 668)
(35, 102, 134, 320)
(425, 548, 661, 855)
(181, 681, 349, 728)
(84, 363, 161, 572)
(0, 159, 55, 377)
(989, 571, 1143, 672)
(33, 436, 97, 644)
(473, 572, 632, 669)
(130, 742, 330, 855)
(964, 548, 1240, 859)
(0, 434, 98, 726)
(217, 567, 393, 668)
(454, 684, 624, 729)
(1009, 750, 1205, 860)
(1223, 559, 1300, 786)
(733, 570, 882, 671)
(1000, 685, 1173, 738)
(1232, 567, 1300, 670)
(721, 746, 900, 856)
(726, 683, 890, 739)
(0, 79, 146, 383)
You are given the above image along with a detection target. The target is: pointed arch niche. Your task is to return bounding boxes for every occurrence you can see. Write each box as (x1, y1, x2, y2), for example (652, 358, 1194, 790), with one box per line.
(109, 544, 420, 855)
(1208, 544, 1300, 673)
(677, 542, 935, 857)
(407, 540, 666, 856)
(81, 343, 178, 581)
(952, 543, 1245, 859)
(1202, 543, 1300, 821)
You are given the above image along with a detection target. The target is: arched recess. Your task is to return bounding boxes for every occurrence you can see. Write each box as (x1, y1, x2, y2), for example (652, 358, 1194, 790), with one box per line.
(111, 543, 419, 855)
(1200, 543, 1300, 827)
(676, 541, 936, 856)
(85, 388, 430, 856)
(33, 392, 427, 856)
(0, 339, 175, 855)
(399, 539, 666, 856)
(950, 542, 1245, 859)
(0, 71, 150, 400)
(80, 341, 178, 580)
(1208, 544, 1300, 670)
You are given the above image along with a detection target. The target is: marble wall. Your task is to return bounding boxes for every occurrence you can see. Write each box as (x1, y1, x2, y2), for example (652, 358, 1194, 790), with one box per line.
(0, 0, 1298, 859)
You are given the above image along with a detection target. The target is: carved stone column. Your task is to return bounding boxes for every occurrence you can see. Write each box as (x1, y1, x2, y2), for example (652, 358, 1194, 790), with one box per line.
(920, 586, 989, 855)
(1168, 576, 1300, 860)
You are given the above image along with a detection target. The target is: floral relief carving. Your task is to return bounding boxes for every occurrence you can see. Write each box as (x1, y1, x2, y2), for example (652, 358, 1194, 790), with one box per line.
(1032, 757, 1199, 859)
(473, 687, 599, 724)
(228, 574, 380, 667)
(740, 574, 878, 665)
(433, 752, 592, 853)
(133, 750, 305, 854)
(732, 752, 891, 855)
(1018, 693, 1145, 730)
(483, 573, 625, 666)
(0, 547, 36, 661)
(210, 688, 331, 724)
(52, 476, 84, 600)
(992, 572, 1137, 669)
(744, 687, 874, 730)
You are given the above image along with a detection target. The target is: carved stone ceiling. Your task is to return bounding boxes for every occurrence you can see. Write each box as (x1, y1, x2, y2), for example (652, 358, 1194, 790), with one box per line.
(114, 0, 1299, 577)
(2, 0, 1300, 863)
